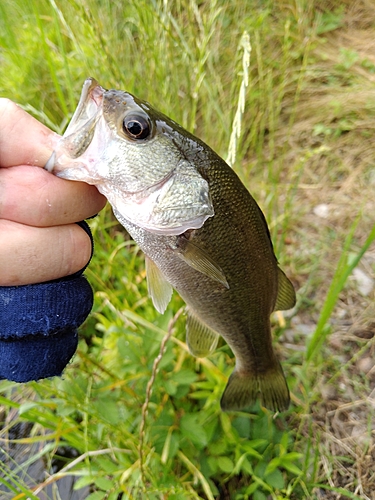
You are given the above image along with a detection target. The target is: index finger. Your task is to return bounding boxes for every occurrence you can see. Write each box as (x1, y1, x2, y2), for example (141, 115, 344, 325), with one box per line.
(0, 98, 59, 168)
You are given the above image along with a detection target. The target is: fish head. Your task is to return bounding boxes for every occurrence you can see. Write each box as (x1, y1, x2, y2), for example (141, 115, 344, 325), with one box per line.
(46, 78, 214, 235)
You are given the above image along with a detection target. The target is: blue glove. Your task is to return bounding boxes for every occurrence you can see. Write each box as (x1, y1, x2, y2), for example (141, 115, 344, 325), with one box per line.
(0, 221, 94, 382)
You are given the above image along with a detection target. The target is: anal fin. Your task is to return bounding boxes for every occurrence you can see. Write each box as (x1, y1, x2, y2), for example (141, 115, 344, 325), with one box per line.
(186, 312, 220, 358)
(145, 256, 173, 314)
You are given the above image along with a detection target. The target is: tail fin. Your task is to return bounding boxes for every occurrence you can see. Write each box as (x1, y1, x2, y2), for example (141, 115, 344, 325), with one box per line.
(220, 361, 290, 412)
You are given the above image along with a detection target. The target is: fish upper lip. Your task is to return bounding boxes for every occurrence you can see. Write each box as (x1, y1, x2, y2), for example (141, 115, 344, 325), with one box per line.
(89, 80, 105, 106)
(63, 77, 105, 138)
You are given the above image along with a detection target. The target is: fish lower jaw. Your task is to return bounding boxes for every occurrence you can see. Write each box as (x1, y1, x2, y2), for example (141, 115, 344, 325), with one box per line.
(51, 158, 102, 184)
(109, 192, 214, 236)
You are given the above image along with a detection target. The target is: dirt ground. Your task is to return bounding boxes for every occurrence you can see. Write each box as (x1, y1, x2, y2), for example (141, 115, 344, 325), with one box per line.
(275, 2, 375, 497)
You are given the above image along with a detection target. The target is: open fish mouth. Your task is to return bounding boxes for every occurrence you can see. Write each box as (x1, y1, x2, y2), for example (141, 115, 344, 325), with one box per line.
(63, 78, 105, 137)
(45, 78, 106, 172)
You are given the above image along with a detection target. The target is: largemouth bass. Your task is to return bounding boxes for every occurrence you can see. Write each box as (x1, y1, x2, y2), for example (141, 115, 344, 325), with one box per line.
(46, 78, 296, 412)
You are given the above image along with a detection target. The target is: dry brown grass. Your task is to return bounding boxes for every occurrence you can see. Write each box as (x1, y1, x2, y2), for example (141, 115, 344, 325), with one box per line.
(270, 2, 375, 497)
(233, 1, 375, 497)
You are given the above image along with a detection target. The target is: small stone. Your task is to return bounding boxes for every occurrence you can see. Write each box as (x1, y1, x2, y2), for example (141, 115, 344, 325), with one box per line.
(321, 385, 336, 400)
(357, 357, 374, 374)
(297, 323, 315, 336)
(352, 268, 374, 296)
(313, 203, 329, 218)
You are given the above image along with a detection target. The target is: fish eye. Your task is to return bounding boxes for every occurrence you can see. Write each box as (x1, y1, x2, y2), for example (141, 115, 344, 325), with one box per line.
(122, 114, 151, 140)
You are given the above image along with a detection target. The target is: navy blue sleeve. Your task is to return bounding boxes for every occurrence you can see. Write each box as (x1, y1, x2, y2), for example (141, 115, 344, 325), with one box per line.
(0, 221, 94, 382)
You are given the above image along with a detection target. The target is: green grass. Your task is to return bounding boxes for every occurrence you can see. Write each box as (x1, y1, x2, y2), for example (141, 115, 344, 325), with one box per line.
(2, 0, 375, 498)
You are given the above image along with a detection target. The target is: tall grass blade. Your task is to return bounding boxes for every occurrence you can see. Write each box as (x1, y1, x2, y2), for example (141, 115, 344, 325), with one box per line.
(226, 31, 251, 167)
(30, 0, 69, 115)
(306, 219, 375, 361)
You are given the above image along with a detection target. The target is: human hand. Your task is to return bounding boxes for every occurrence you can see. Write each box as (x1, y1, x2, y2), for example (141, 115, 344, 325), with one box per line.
(0, 98, 107, 285)
(0, 98, 107, 383)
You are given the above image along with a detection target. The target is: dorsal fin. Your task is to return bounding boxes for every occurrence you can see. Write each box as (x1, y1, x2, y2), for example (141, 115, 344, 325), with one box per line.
(145, 256, 173, 314)
(186, 312, 220, 358)
(274, 267, 296, 311)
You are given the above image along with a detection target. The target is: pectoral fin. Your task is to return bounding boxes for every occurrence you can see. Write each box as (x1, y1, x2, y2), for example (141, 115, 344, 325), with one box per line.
(186, 312, 220, 357)
(145, 256, 173, 314)
(274, 267, 296, 311)
(174, 239, 229, 289)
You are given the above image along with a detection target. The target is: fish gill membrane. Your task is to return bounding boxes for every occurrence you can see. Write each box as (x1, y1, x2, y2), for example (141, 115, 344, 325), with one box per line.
(45, 77, 296, 413)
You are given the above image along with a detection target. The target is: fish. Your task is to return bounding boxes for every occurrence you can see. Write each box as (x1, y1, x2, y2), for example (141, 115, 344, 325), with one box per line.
(45, 77, 296, 412)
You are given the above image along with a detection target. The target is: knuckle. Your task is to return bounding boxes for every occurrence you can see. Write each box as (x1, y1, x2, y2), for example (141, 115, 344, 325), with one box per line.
(0, 98, 21, 121)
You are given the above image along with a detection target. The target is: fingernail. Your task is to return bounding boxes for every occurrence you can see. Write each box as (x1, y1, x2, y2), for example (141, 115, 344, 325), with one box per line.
(45, 151, 56, 172)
